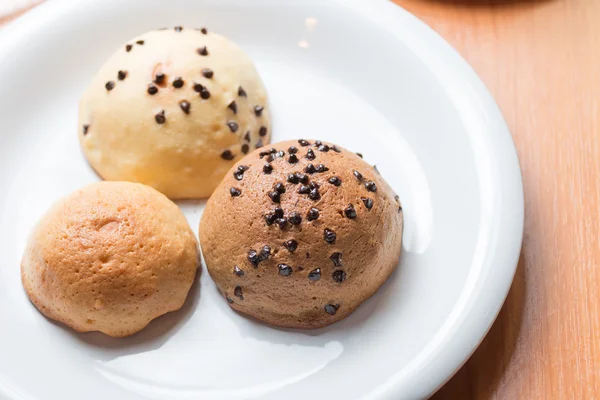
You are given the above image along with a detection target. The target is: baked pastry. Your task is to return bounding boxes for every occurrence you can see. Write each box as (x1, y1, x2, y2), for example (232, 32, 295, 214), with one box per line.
(21, 181, 199, 337)
(199, 139, 403, 329)
(79, 26, 271, 199)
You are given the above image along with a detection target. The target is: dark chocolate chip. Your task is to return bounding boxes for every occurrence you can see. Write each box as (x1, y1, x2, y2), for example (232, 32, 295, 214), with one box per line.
(105, 81, 115, 91)
(254, 105, 264, 117)
(238, 86, 247, 97)
(193, 83, 204, 93)
(247, 250, 259, 267)
(361, 197, 373, 210)
(306, 149, 316, 160)
(234, 286, 244, 300)
(307, 208, 320, 221)
(328, 176, 342, 186)
(201, 27, 208, 34)
(265, 213, 277, 225)
(332, 145, 341, 153)
(147, 85, 158, 95)
(244, 131, 250, 142)
(315, 164, 329, 173)
(173, 77, 184, 88)
(288, 146, 298, 154)
(179, 100, 191, 114)
(298, 139, 310, 147)
(309, 181, 320, 189)
(275, 182, 286, 194)
(117, 70, 127, 80)
(309, 188, 321, 201)
(278, 264, 293, 276)
(125, 44, 133, 52)
(308, 268, 321, 281)
(82, 125, 89, 135)
(241, 143, 249, 154)
(274, 208, 284, 218)
(284, 240, 298, 252)
(197, 46, 209, 56)
(136, 40, 144, 45)
(226, 296, 234, 304)
(314, 140, 322, 147)
(234, 266, 244, 276)
(202, 68, 214, 79)
(288, 154, 299, 164)
(155, 110, 166, 124)
(297, 185, 310, 194)
(260, 245, 271, 261)
(268, 191, 281, 203)
(269, 148, 278, 154)
(296, 173, 309, 184)
(288, 212, 302, 225)
(221, 150, 234, 160)
(287, 173, 299, 184)
(263, 163, 273, 174)
(259, 127, 267, 137)
(324, 229, 336, 243)
(304, 164, 316, 174)
(227, 121, 239, 132)
(230, 187, 241, 197)
(256, 139, 263, 148)
(318, 144, 330, 152)
(200, 88, 211, 99)
(276, 150, 285, 158)
(330, 252, 343, 266)
(332, 270, 347, 283)
(353, 170, 363, 181)
(154, 73, 166, 85)
(238, 165, 250, 172)
(234, 171, 244, 180)
(356, 152, 363, 158)
(365, 181, 377, 192)
(228, 100, 237, 114)
(174, 26, 183, 32)
(275, 218, 288, 228)
(344, 204, 357, 219)
(325, 304, 339, 315)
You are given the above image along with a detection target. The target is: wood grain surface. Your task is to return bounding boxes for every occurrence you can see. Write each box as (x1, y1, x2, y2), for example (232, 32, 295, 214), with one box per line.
(3, 1, 599, 398)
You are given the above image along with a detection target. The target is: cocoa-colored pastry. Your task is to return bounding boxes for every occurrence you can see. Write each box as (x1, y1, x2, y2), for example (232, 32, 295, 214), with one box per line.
(199, 140, 403, 329)
(21, 182, 199, 337)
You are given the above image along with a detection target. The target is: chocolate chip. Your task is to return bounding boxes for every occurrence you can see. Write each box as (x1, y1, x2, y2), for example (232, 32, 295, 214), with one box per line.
(154, 73, 166, 85)
(202, 68, 214, 78)
(332, 270, 347, 283)
(356, 152, 363, 158)
(287, 173, 299, 184)
(234, 171, 244, 180)
(82, 125, 89, 135)
(228, 100, 237, 114)
(254, 105, 264, 117)
(284, 240, 298, 252)
(330, 252, 343, 266)
(373, 165, 380, 175)
(200, 27, 208, 34)
(200, 88, 211, 99)
(325, 304, 339, 315)
(309, 181, 320, 190)
(221, 150, 234, 160)
(244, 131, 250, 142)
(288, 154, 299, 164)
(324, 229, 336, 243)
(274, 208, 284, 218)
(238, 165, 250, 172)
(260, 245, 271, 261)
(307, 208, 320, 221)
(353, 170, 363, 181)
(259, 127, 267, 137)
(314, 140, 322, 147)
(332, 145, 341, 153)
(308, 268, 321, 281)
(147, 85, 158, 95)
(306, 149, 316, 160)
(318, 144, 330, 152)
(238, 86, 247, 97)
(233, 266, 244, 276)
(361, 197, 373, 210)
(275, 218, 288, 228)
(105, 81, 115, 91)
(298, 139, 310, 147)
(304, 164, 316, 174)
(173, 77, 184, 88)
(328, 176, 341, 186)
(315, 164, 329, 173)
(136, 40, 144, 45)
(269, 148, 278, 154)
(288, 212, 302, 225)
(174, 26, 183, 32)
(288, 146, 298, 155)
(278, 264, 293, 276)
(226, 296, 234, 304)
(155, 110, 166, 124)
(275, 182, 286, 194)
(125, 44, 132, 52)
(256, 139, 263, 148)
(227, 121, 239, 132)
(365, 181, 377, 192)
(344, 204, 357, 219)
(263, 163, 273, 174)
(234, 286, 244, 300)
(117, 70, 127, 80)
(265, 213, 277, 225)
(268, 191, 281, 203)
(297, 185, 310, 194)
(193, 83, 203, 93)
(276, 150, 285, 158)
(179, 100, 191, 114)
(241, 144, 249, 154)
(248, 250, 259, 267)
(230, 187, 241, 197)
(296, 173, 309, 184)
(309, 188, 321, 201)
(197, 46, 209, 56)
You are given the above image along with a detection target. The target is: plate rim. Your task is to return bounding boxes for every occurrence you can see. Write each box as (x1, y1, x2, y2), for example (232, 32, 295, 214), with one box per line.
(0, 0, 524, 399)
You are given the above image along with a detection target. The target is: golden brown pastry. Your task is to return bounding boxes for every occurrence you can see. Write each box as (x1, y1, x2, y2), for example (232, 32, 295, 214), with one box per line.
(199, 139, 403, 329)
(21, 181, 199, 337)
(79, 27, 271, 199)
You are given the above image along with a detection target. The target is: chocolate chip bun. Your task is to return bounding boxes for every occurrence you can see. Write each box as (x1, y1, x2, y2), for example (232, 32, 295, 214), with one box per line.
(21, 182, 200, 337)
(79, 26, 271, 199)
(199, 140, 403, 329)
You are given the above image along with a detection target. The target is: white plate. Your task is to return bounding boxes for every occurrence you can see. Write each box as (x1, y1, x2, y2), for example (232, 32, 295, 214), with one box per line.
(0, 0, 524, 399)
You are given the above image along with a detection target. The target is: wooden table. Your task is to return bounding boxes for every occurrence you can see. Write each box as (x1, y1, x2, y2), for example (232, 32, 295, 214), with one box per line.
(4, 1, 599, 398)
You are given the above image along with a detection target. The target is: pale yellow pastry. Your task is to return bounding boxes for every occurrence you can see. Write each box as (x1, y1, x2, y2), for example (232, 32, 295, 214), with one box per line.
(79, 27, 271, 199)
(21, 181, 199, 337)
(199, 140, 403, 329)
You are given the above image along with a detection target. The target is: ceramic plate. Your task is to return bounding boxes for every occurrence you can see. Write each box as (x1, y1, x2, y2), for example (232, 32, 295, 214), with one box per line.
(0, 0, 523, 399)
